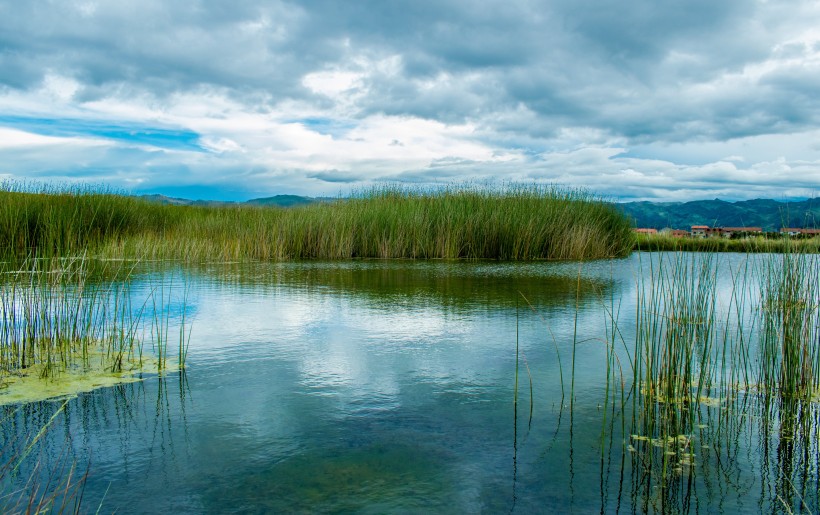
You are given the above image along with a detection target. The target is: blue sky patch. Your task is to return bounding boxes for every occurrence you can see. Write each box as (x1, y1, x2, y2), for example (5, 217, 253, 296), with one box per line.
(294, 117, 356, 138)
(0, 115, 204, 152)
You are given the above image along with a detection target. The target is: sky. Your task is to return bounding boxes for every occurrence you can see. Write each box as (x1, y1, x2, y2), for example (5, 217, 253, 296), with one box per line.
(1, 0, 819, 202)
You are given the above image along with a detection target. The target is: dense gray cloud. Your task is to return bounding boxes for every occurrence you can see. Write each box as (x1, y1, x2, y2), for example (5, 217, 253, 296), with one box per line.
(0, 0, 818, 200)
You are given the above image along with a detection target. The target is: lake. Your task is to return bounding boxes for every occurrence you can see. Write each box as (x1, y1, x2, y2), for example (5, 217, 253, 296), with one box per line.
(2, 253, 818, 513)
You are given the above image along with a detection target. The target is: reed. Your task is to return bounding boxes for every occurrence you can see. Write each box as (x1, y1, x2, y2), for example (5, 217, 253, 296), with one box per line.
(758, 249, 820, 400)
(0, 257, 189, 400)
(0, 181, 178, 259)
(624, 248, 818, 420)
(634, 233, 820, 254)
(0, 257, 137, 377)
(626, 252, 723, 488)
(592, 249, 819, 510)
(2, 182, 635, 262)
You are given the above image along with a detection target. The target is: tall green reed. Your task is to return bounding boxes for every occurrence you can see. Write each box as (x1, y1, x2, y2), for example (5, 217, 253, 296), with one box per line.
(2, 182, 635, 262)
(632, 252, 720, 428)
(0, 257, 190, 384)
(0, 257, 140, 377)
(516, 246, 816, 510)
(594, 249, 818, 510)
(634, 232, 820, 254)
(758, 249, 820, 400)
(148, 272, 193, 372)
(0, 182, 178, 259)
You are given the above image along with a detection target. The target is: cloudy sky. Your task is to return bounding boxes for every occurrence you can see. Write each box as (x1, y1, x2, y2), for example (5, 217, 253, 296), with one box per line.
(1, 0, 819, 201)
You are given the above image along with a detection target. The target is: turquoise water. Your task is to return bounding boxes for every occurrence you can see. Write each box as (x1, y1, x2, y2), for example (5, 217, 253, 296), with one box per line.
(2, 255, 818, 513)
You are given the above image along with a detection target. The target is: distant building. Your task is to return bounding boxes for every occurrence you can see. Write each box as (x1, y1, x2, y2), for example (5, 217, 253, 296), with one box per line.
(780, 228, 820, 236)
(669, 230, 689, 238)
(691, 225, 710, 238)
(691, 225, 762, 238)
(719, 227, 763, 238)
(634, 228, 658, 235)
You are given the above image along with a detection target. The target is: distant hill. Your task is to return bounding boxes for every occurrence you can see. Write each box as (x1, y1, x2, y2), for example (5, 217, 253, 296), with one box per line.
(139, 194, 203, 206)
(245, 195, 316, 207)
(618, 198, 820, 232)
(140, 194, 320, 208)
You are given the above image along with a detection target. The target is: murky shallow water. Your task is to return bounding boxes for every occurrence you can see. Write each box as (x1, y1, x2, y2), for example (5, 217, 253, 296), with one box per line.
(1, 254, 818, 513)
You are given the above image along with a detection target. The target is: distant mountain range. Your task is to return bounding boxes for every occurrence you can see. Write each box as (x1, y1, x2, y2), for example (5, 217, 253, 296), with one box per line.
(140, 194, 322, 208)
(617, 198, 820, 231)
(140, 194, 820, 232)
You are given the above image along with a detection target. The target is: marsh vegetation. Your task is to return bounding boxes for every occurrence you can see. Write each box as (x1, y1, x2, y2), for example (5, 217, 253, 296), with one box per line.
(1, 182, 818, 512)
(1, 183, 634, 261)
(590, 250, 819, 512)
(0, 257, 190, 403)
(634, 231, 820, 253)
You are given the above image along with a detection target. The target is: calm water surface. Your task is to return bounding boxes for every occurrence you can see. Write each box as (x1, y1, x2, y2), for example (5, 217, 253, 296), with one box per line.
(2, 254, 817, 513)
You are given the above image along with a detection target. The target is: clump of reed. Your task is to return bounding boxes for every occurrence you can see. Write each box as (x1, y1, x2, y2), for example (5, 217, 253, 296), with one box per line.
(758, 249, 820, 400)
(634, 253, 719, 406)
(0, 181, 177, 259)
(0, 256, 189, 391)
(145, 185, 631, 261)
(624, 248, 818, 429)
(634, 233, 820, 254)
(624, 252, 725, 487)
(0, 257, 140, 378)
(2, 182, 634, 262)
(593, 248, 818, 510)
